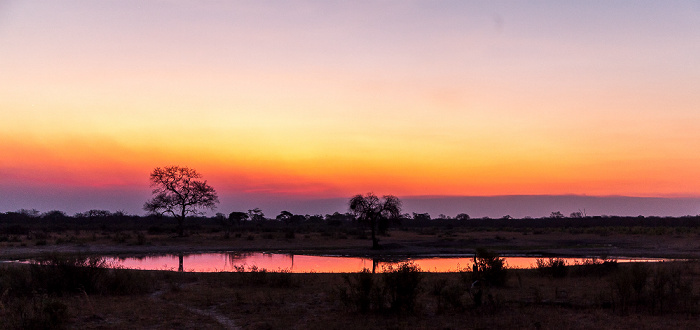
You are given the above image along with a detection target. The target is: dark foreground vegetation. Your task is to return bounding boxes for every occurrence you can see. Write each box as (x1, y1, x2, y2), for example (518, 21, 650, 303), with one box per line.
(3, 209, 700, 328)
(1, 254, 699, 329)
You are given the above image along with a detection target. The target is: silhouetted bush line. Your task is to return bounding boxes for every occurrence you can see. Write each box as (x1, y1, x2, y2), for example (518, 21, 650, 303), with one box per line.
(0, 254, 156, 329)
(609, 262, 698, 315)
(226, 265, 296, 288)
(569, 258, 619, 277)
(338, 252, 698, 317)
(3, 210, 700, 237)
(399, 216, 700, 230)
(0, 254, 154, 297)
(339, 251, 510, 315)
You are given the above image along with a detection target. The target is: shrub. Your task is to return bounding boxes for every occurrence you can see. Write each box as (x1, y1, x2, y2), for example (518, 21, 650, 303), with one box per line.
(629, 263, 650, 301)
(5, 295, 69, 330)
(227, 265, 296, 288)
(473, 248, 508, 286)
(382, 262, 423, 313)
(340, 262, 423, 314)
(112, 232, 131, 243)
(244, 265, 268, 285)
(650, 266, 669, 313)
(267, 269, 295, 288)
(572, 258, 618, 276)
(339, 269, 379, 313)
(611, 267, 634, 314)
(664, 263, 695, 314)
(147, 226, 164, 234)
(535, 258, 568, 278)
(101, 268, 155, 295)
(30, 254, 110, 295)
(0, 264, 34, 296)
(431, 277, 465, 312)
(609, 262, 696, 315)
(135, 232, 147, 245)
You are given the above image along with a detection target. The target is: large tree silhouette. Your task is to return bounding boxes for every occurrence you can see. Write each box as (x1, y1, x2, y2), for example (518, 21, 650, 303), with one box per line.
(349, 193, 402, 249)
(144, 166, 219, 237)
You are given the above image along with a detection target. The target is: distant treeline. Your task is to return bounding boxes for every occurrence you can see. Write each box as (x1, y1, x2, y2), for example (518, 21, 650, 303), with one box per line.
(2, 209, 700, 235)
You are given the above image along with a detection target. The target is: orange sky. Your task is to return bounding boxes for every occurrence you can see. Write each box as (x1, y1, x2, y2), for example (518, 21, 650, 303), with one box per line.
(1, 1, 700, 215)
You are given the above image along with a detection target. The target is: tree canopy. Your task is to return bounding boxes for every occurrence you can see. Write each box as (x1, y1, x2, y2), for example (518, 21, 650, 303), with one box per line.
(144, 166, 219, 236)
(349, 193, 402, 249)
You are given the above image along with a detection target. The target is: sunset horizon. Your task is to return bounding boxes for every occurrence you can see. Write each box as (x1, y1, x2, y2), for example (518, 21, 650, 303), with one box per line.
(2, 1, 699, 218)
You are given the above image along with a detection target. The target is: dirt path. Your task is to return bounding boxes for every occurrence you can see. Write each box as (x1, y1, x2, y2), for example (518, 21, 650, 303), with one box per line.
(151, 286, 240, 330)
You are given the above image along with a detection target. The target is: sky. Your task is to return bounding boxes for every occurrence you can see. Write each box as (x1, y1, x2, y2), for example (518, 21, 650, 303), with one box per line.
(1, 1, 700, 217)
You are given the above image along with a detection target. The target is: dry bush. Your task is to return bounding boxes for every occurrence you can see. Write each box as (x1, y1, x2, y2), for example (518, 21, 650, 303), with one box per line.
(2, 295, 69, 330)
(473, 248, 508, 286)
(535, 258, 568, 278)
(339, 262, 423, 314)
(609, 262, 698, 315)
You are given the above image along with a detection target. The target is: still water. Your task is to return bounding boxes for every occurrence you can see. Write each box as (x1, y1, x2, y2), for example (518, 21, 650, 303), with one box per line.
(104, 252, 669, 273)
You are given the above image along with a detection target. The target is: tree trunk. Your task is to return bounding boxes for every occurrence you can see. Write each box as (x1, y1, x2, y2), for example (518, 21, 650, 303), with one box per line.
(371, 219, 379, 249)
(177, 216, 184, 237)
(178, 205, 186, 237)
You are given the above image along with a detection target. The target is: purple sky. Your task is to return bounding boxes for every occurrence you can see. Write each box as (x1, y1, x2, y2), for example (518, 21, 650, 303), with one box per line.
(2, 184, 698, 218)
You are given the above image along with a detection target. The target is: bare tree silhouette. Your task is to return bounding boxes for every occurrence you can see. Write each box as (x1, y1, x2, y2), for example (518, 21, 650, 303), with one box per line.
(144, 166, 219, 237)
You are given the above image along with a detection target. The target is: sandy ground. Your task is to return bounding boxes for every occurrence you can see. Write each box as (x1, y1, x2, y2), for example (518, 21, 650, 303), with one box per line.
(2, 229, 699, 260)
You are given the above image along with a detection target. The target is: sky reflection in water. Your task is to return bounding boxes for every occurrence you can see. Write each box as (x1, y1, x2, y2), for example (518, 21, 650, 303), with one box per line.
(107, 253, 669, 273)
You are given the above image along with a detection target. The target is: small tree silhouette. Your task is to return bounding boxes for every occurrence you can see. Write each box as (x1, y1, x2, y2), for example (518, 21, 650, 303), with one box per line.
(144, 166, 219, 237)
(247, 208, 265, 222)
(349, 193, 402, 249)
(228, 211, 248, 225)
(550, 211, 564, 219)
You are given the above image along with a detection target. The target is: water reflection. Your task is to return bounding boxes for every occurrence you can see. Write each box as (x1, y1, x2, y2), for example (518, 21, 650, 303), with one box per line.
(104, 252, 670, 273)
